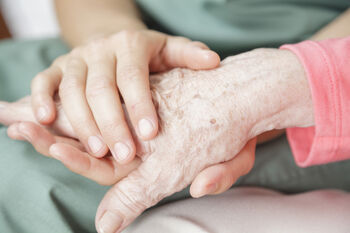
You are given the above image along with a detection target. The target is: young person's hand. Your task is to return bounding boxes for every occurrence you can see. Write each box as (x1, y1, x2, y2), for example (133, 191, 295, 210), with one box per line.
(31, 30, 220, 162)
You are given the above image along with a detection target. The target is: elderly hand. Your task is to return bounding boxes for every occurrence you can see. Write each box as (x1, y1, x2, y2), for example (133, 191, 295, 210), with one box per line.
(93, 48, 313, 232)
(30, 29, 220, 162)
(0, 47, 312, 233)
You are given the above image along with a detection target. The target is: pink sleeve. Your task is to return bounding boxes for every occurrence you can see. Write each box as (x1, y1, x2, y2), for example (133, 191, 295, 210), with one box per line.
(280, 37, 350, 167)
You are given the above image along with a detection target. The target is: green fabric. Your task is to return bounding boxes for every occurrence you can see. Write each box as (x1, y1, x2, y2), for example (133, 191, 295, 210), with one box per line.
(0, 38, 109, 233)
(136, 0, 350, 57)
(0, 39, 350, 232)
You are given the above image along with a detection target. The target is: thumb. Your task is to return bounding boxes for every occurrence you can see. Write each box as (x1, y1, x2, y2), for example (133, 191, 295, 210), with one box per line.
(152, 36, 221, 71)
(95, 158, 177, 233)
(190, 138, 257, 198)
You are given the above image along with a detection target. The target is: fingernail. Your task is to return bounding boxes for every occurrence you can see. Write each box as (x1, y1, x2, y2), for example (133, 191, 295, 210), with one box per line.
(199, 50, 214, 59)
(88, 136, 104, 154)
(194, 183, 218, 198)
(18, 123, 32, 142)
(98, 211, 123, 233)
(113, 142, 130, 162)
(206, 183, 218, 195)
(37, 106, 48, 121)
(49, 144, 62, 159)
(138, 118, 154, 138)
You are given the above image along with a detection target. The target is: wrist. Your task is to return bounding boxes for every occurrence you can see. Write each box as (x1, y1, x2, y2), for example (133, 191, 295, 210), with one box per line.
(82, 18, 146, 45)
(228, 49, 314, 138)
(68, 16, 147, 47)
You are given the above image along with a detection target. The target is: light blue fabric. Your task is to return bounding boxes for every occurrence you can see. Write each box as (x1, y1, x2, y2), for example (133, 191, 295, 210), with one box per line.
(137, 0, 349, 56)
(1, 1, 350, 231)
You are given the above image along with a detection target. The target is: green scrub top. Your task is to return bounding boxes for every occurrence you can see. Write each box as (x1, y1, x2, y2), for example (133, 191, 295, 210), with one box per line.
(1, 1, 350, 232)
(136, 0, 350, 57)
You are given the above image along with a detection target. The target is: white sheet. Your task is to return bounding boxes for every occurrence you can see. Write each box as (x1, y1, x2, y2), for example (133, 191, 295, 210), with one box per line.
(0, 0, 60, 39)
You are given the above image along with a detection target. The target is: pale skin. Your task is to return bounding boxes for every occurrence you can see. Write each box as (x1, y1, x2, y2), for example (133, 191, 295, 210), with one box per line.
(0, 96, 255, 189)
(32, 0, 221, 163)
(26, 0, 254, 201)
(1, 2, 349, 233)
(1, 48, 314, 233)
(32, 2, 350, 161)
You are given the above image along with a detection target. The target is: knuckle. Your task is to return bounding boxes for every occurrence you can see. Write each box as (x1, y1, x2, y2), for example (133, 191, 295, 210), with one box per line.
(53, 55, 68, 66)
(68, 120, 95, 139)
(87, 39, 108, 54)
(128, 99, 150, 113)
(66, 57, 85, 69)
(74, 121, 92, 133)
(117, 29, 139, 41)
(70, 47, 84, 57)
(117, 65, 145, 84)
(86, 78, 114, 101)
(116, 30, 146, 48)
(90, 39, 106, 48)
(58, 78, 83, 98)
(100, 121, 126, 138)
(31, 72, 47, 89)
(110, 170, 163, 214)
(111, 186, 148, 215)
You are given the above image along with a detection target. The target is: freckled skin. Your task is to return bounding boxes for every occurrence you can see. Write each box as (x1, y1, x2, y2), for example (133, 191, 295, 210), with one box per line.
(1, 48, 314, 232)
(97, 48, 314, 232)
(94, 49, 313, 232)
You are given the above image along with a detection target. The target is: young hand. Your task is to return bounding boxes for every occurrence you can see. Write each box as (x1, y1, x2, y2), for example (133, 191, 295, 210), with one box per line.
(30, 30, 220, 162)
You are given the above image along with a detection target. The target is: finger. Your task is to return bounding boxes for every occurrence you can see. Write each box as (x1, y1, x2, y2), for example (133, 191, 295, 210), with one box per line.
(31, 65, 62, 124)
(7, 124, 24, 140)
(115, 39, 158, 142)
(0, 98, 36, 126)
(49, 143, 141, 186)
(85, 45, 136, 164)
(190, 138, 257, 198)
(59, 57, 108, 158)
(0, 101, 12, 125)
(7, 121, 141, 186)
(7, 121, 83, 157)
(151, 37, 221, 71)
(95, 154, 184, 233)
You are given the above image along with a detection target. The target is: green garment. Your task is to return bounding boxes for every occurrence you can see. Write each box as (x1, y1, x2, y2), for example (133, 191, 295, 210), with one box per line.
(136, 0, 349, 57)
(1, 1, 350, 232)
(1, 39, 350, 233)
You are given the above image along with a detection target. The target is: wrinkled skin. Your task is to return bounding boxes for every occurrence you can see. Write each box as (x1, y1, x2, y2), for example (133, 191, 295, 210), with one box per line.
(0, 48, 313, 233)
(93, 48, 313, 232)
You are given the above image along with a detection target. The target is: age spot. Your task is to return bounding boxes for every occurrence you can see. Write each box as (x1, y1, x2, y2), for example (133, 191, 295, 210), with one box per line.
(210, 119, 216, 124)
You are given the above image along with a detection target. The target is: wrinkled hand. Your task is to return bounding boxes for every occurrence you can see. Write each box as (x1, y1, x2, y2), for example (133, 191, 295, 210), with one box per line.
(0, 48, 312, 233)
(93, 48, 313, 233)
(30, 29, 220, 162)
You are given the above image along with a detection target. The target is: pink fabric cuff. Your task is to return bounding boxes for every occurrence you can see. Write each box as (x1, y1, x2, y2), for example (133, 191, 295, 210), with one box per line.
(280, 38, 350, 167)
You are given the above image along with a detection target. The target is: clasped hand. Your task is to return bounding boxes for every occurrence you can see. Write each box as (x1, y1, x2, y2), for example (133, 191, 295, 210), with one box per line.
(0, 35, 311, 233)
